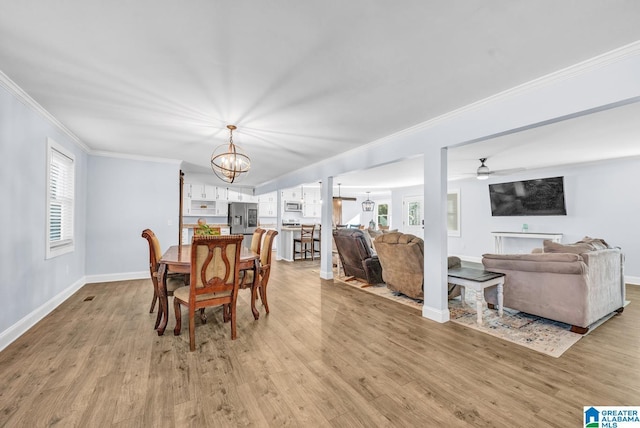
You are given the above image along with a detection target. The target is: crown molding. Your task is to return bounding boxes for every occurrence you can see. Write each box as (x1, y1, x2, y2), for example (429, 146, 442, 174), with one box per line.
(90, 150, 182, 165)
(0, 70, 91, 153)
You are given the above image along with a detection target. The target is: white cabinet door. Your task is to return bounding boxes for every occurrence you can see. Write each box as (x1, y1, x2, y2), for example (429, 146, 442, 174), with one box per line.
(303, 203, 321, 218)
(282, 189, 300, 201)
(215, 201, 229, 217)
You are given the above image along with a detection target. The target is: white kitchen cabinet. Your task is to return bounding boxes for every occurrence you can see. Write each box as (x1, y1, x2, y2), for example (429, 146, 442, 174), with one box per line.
(258, 192, 278, 217)
(303, 203, 321, 218)
(281, 188, 301, 202)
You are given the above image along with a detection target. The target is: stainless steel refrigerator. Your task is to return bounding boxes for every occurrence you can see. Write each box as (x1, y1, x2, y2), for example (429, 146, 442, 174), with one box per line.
(228, 202, 258, 248)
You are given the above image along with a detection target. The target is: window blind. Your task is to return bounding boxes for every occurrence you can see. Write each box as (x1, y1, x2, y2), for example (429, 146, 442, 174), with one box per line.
(47, 140, 75, 257)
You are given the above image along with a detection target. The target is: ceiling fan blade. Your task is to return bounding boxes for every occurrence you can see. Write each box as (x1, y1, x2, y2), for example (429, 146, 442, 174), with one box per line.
(333, 196, 357, 201)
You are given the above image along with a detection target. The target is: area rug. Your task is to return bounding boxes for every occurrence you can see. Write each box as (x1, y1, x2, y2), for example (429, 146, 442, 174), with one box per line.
(334, 275, 627, 358)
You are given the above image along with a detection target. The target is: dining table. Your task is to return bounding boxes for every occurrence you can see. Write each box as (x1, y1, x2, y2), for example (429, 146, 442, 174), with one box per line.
(155, 243, 260, 336)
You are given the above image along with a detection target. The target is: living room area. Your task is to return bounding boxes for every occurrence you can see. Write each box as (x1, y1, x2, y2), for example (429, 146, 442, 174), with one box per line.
(320, 99, 639, 357)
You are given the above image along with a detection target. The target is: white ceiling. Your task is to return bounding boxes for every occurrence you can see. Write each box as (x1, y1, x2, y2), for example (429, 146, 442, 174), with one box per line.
(2, 2, 640, 188)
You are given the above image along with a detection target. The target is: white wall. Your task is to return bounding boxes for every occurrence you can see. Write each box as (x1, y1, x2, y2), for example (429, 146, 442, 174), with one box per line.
(0, 84, 88, 339)
(85, 155, 181, 279)
(446, 157, 640, 278)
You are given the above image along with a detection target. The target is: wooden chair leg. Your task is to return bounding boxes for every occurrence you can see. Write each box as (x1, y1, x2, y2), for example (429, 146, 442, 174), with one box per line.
(259, 283, 269, 314)
(230, 303, 237, 340)
(149, 293, 158, 313)
(189, 310, 196, 352)
(154, 307, 162, 330)
(173, 299, 182, 336)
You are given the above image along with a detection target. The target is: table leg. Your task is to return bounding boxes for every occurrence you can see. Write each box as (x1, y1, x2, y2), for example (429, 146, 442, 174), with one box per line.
(250, 259, 260, 320)
(156, 263, 168, 336)
(497, 280, 504, 318)
(476, 289, 483, 325)
(460, 285, 466, 305)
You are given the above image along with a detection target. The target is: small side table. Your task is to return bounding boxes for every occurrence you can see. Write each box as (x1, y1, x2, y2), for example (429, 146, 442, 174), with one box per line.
(448, 267, 505, 325)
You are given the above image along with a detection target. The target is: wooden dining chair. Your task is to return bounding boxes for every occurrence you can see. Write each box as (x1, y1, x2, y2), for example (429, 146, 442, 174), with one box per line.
(249, 228, 266, 255)
(173, 234, 243, 351)
(294, 224, 316, 260)
(240, 229, 278, 315)
(141, 229, 186, 329)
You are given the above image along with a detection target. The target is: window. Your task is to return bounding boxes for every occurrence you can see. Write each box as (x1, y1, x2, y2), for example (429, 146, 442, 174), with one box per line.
(46, 138, 75, 258)
(377, 203, 388, 227)
(447, 189, 461, 237)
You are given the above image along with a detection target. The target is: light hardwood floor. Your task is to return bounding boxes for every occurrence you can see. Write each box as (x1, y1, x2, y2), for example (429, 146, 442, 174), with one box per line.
(1, 259, 638, 427)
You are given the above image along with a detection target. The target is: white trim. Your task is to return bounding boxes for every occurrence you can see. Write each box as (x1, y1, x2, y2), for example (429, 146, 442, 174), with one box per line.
(85, 271, 149, 284)
(0, 70, 90, 153)
(91, 150, 182, 165)
(625, 276, 640, 286)
(422, 305, 450, 323)
(0, 277, 85, 352)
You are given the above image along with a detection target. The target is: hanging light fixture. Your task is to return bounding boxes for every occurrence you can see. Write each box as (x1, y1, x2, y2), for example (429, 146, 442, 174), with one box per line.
(210, 125, 251, 183)
(362, 191, 375, 212)
(477, 158, 491, 180)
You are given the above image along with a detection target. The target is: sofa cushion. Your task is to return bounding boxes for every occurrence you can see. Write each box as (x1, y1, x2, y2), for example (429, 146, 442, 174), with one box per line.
(543, 240, 595, 254)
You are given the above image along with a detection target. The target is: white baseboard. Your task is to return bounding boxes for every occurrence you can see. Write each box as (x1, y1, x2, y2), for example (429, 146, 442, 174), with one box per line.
(0, 276, 86, 352)
(422, 305, 450, 323)
(85, 271, 148, 284)
(625, 276, 640, 285)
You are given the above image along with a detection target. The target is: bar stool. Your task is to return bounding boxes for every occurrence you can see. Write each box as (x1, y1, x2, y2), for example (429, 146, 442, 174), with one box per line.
(294, 224, 316, 260)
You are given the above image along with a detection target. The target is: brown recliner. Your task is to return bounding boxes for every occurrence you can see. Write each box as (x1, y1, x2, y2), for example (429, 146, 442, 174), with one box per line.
(333, 228, 383, 284)
(374, 232, 461, 300)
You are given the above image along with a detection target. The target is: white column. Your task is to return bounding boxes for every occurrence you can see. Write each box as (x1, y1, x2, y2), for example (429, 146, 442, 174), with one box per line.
(320, 176, 334, 279)
(422, 147, 449, 323)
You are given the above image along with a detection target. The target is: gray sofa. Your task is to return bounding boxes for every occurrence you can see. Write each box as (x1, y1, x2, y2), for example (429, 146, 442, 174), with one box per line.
(482, 239, 625, 333)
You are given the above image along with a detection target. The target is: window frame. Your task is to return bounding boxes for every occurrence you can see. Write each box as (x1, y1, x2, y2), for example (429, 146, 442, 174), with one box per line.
(377, 202, 389, 227)
(46, 138, 75, 259)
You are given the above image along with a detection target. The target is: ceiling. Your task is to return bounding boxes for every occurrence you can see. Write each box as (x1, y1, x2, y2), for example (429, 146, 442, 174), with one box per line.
(2, 2, 640, 189)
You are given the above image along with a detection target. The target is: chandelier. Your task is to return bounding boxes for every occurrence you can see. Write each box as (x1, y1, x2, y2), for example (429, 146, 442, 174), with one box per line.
(210, 125, 251, 183)
(362, 192, 375, 212)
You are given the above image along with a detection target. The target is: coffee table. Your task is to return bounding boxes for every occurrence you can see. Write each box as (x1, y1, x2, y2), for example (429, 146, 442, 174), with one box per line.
(448, 267, 505, 325)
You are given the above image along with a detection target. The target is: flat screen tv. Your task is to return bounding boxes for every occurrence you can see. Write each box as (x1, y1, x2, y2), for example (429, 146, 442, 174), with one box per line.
(489, 176, 567, 216)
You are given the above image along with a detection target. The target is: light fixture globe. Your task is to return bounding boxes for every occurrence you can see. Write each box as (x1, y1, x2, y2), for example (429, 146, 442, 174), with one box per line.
(477, 158, 490, 180)
(211, 125, 251, 183)
(362, 192, 375, 212)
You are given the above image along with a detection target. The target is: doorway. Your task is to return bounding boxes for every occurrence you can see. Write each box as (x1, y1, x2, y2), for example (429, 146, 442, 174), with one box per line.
(403, 196, 423, 238)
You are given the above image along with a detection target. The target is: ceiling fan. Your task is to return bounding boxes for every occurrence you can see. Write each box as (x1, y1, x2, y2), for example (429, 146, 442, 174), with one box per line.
(332, 183, 356, 201)
(474, 158, 526, 180)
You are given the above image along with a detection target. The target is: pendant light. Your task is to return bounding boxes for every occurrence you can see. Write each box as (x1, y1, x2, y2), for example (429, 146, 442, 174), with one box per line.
(211, 125, 251, 183)
(362, 192, 375, 212)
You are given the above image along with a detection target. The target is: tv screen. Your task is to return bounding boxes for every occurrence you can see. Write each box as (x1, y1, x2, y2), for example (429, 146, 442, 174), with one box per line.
(489, 176, 567, 216)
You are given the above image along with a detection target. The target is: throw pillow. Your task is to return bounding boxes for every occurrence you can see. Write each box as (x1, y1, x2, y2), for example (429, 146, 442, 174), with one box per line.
(543, 239, 594, 254)
(577, 236, 610, 250)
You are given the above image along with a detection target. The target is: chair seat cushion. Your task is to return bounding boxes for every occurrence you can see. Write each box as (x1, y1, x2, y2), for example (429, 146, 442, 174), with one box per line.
(166, 277, 185, 293)
(173, 286, 232, 303)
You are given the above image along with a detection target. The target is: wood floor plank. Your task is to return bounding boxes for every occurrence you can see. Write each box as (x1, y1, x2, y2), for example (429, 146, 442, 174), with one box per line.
(0, 262, 638, 427)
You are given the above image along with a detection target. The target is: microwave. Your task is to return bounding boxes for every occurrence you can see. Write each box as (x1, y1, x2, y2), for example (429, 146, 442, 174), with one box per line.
(285, 201, 303, 212)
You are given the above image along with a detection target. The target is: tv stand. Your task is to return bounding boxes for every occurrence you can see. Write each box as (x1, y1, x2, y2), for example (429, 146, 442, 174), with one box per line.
(491, 232, 562, 254)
